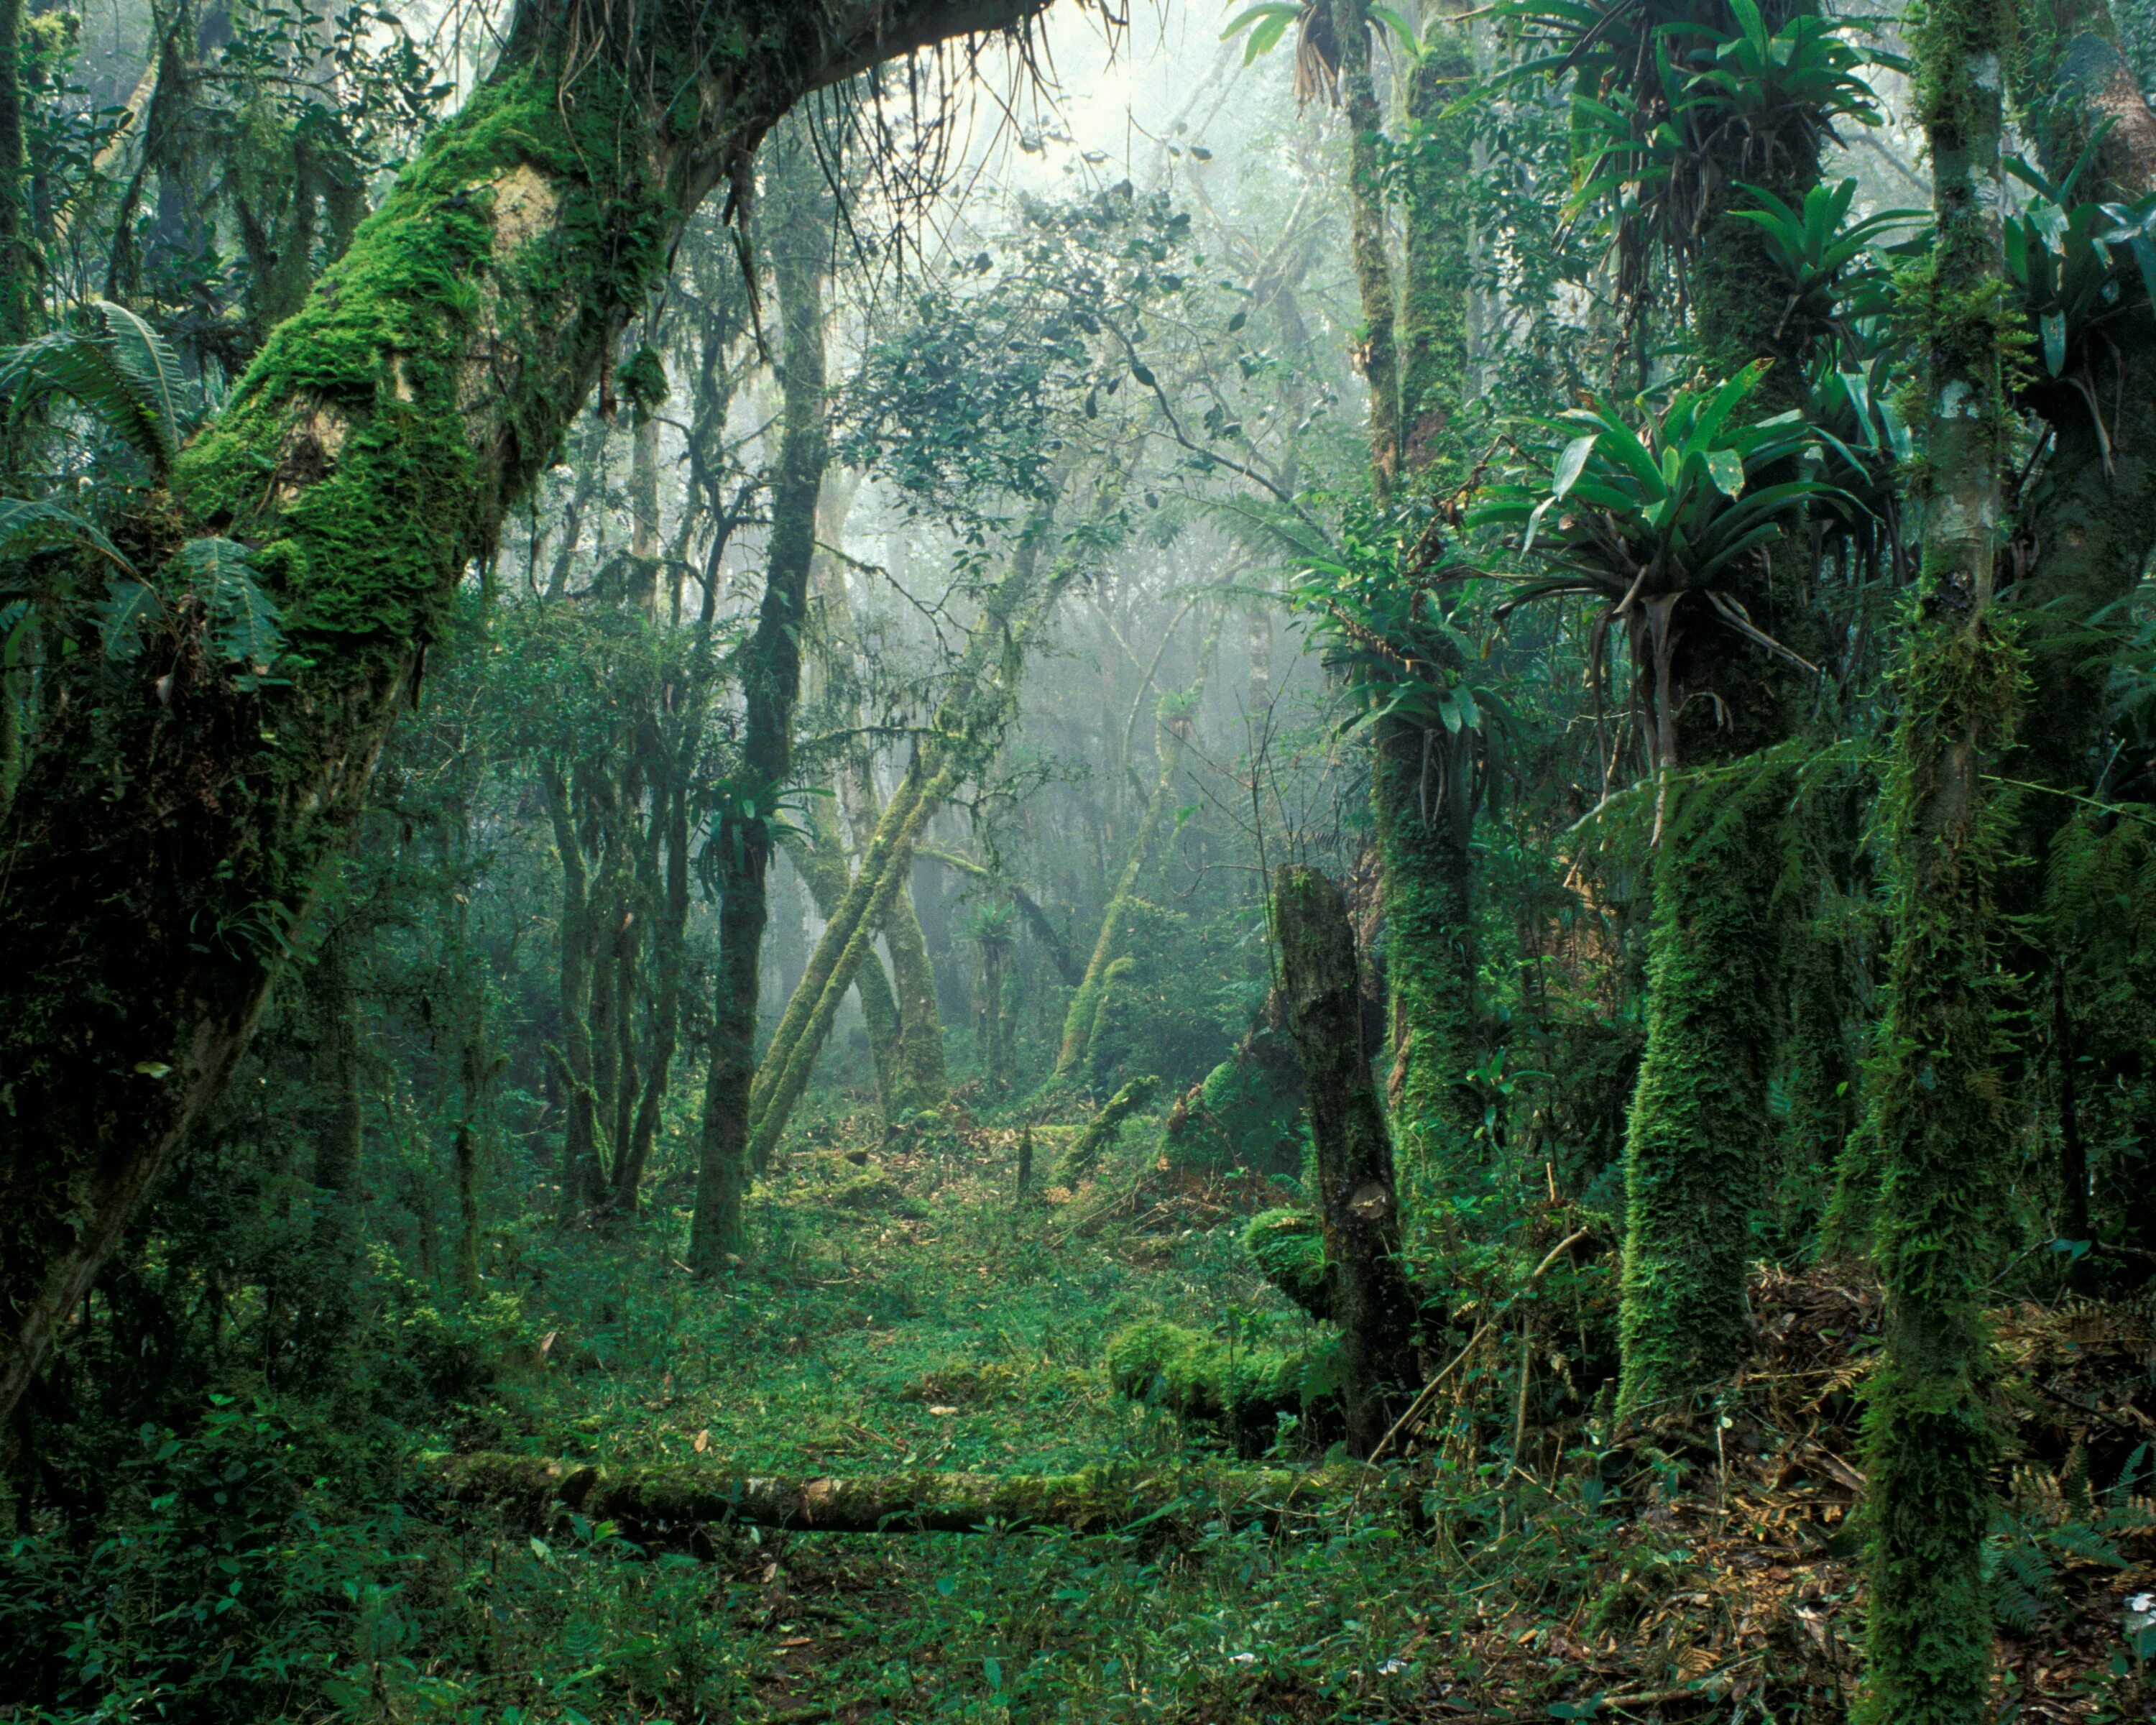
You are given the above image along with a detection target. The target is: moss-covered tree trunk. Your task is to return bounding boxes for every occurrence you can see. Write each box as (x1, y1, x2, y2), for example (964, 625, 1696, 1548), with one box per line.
(0, 0, 1049, 1427)
(687, 128, 832, 1272)
(1612, 2, 1826, 1420)
(1857, 0, 2020, 1711)
(427, 1449, 1401, 1537)
(793, 787, 909, 1115)
(882, 862, 948, 1110)
(1335, 0, 1398, 500)
(745, 487, 1079, 1163)
(0, 0, 31, 346)
(1272, 865, 1419, 1455)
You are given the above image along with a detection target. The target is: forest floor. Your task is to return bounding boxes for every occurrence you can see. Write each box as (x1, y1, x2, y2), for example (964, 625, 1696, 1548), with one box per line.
(394, 1109, 2156, 1724)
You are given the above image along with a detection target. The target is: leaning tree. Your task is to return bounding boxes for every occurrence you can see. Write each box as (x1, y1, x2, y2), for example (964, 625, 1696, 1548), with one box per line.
(0, 0, 1058, 1427)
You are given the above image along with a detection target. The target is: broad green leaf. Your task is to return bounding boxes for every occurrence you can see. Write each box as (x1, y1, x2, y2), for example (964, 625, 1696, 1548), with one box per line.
(1552, 433, 1598, 500)
(1705, 448, 1746, 497)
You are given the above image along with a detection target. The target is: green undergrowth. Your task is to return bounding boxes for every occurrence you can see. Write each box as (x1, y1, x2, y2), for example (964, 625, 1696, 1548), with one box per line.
(9, 1117, 2150, 1724)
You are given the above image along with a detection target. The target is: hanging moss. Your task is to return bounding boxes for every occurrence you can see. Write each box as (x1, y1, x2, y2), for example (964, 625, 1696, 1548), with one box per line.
(1242, 1208, 1331, 1321)
(1105, 1318, 1343, 1455)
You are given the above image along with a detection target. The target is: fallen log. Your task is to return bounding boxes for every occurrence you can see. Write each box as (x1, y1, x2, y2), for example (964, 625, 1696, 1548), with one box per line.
(419, 1450, 1404, 1542)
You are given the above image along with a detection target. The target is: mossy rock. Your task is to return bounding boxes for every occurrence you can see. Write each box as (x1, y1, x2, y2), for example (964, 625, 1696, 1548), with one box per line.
(825, 1174, 922, 1217)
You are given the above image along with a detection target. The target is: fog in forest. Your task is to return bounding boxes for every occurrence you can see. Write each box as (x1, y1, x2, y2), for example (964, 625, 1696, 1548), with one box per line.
(1, 0, 2152, 1718)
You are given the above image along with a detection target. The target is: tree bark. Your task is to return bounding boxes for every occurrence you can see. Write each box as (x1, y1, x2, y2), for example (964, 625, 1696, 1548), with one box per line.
(687, 125, 834, 1272)
(792, 788, 909, 1115)
(1271, 865, 1419, 1455)
(0, 0, 1050, 1430)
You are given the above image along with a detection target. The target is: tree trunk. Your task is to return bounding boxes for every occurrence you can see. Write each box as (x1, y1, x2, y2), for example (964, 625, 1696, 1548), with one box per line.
(687, 124, 833, 1272)
(745, 486, 1081, 1162)
(542, 760, 605, 1213)
(0, 0, 30, 346)
(424, 1449, 1404, 1539)
(1335, 0, 1398, 500)
(1056, 610, 1219, 1081)
(792, 788, 909, 1116)
(1858, 0, 2019, 1712)
(0, 0, 1049, 1428)
(1611, 1, 1827, 1420)
(1271, 865, 1419, 1456)
(883, 862, 948, 1110)
(616, 772, 686, 1208)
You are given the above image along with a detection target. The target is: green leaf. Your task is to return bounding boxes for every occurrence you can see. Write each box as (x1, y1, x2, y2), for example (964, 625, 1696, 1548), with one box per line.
(1552, 433, 1598, 500)
(100, 576, 164, 661)
(1704, 448, 1746, 497)
(2042, 310, 2068, 377)
(0, 495, 134, 573)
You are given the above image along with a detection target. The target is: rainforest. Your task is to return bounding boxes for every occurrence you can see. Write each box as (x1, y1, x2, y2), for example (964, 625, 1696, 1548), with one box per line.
(1, 0, 2153, 1717)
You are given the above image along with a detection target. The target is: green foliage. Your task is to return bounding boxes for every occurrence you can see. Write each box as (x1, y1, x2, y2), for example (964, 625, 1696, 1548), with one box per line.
(1467, 362, 1846, 608)
(1241, 1208, 1331, 1320)
(0, 300, 196, 478)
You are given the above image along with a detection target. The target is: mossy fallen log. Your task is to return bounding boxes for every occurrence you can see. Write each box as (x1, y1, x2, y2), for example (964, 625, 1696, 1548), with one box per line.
(418, 1450, 1397, 1540)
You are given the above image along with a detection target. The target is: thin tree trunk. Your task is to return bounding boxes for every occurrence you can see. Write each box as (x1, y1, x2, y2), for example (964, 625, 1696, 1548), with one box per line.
(0, 0, 1048, 1430)
(1055, 609, 1220, 1081)
(1271, 864, 1419, 1456)
(542, 761, 604, 1213)
(745, 483, 1089, 1160)
(792, 788, 908, 1114)
(883, 873, 946, 1110)
(687, 127, 832, 1271)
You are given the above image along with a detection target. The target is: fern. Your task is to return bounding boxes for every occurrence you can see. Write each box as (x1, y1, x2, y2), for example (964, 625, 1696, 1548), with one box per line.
(0, 300, 196, 478)
(0, 496, 134, 576)
(172, 538, 292, 681)
(98, 578, 163, 662)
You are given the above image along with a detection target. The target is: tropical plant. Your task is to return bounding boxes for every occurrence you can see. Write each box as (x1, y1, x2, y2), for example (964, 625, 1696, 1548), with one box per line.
(1729, 177, 1924, 361)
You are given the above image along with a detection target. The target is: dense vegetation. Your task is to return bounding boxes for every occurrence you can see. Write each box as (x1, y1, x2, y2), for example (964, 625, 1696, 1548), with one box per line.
(1, 0, 2153, 1717)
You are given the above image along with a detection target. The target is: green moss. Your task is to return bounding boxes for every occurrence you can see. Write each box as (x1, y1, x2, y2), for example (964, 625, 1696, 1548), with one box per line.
(1105, 1319, 1342, 1455)
(1055, 1072, 1159, 1186)
(1242, 1208, 1330, 1321)
(1616, 757, 1793, 1422)
(1856, 619, 2024, 1725)
(1371, 715, 1478, 1257)
(173, 58, 676, 668)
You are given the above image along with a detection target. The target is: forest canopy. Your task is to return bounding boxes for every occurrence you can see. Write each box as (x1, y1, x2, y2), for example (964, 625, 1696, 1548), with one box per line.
(0, 0, 2152, 1719)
